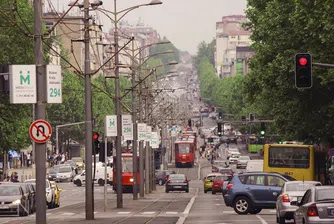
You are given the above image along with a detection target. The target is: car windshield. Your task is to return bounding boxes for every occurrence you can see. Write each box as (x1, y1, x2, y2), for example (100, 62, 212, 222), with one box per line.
(229, 148, 239, 152)
(281, 174, 296, 181)
(49, 168, 58, 174)
(213, 161, 226, 165)
(286, 183, 318, 192)
(0, 186, 21, 196)
(231, 154, 240, 158)
(169, 174, 185, 180)
(58, 167, 72, 173)
(206, 175, 216, 181)
(65, 161, 75, 166)
(316, 188, 334, 201)
(216, 175, 232, 181)
(239, 156, 250, 160)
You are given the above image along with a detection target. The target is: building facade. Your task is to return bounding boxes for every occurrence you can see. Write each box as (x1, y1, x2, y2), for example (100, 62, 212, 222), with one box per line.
(215, 15, 252, 78)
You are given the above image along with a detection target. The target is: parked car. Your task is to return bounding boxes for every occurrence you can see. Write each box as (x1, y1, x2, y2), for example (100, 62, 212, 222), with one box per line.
(293, 186, 334, 224)
(155, 170, 176, 185)
(0, 184, 29, 216)
(276, 181, 321, 224)
(165, 174, 190, 193)
(223, 172, 295, 214)
(236, 156, 251, 169)
(25, 179, 56, 209)
(212, 174, 233, 195)
(203, 173, 220, 193)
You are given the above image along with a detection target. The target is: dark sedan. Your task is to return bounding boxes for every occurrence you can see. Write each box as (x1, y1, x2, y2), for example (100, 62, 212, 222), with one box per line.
(47, 167, 59, 181)
(165, 174, 190, 193)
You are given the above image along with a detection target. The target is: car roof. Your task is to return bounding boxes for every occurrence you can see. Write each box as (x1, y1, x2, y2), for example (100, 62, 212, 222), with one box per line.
(207, 173, 221, 176)
(313, 186, 334, 190)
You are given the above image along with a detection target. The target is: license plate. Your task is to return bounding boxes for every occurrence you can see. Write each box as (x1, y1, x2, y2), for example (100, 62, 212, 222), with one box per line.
(174, 186, 182, 189)
(0, 205, 9, 209)
(328, 209, 334, 216)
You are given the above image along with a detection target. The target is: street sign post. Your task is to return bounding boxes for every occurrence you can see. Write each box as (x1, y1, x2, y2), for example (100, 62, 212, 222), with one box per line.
(151, 132, 159, 148)
(29, 119, 52, 143)
(46, 65, 62, 103)
(122, 115, 133, 141)
(138, 123, 147, 141)
(105, 115, 117, 137)
(9, 65, 37, 104)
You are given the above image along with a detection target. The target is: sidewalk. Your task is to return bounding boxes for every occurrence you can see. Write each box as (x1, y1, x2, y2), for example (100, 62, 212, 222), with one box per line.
(7, 167, 51, 182)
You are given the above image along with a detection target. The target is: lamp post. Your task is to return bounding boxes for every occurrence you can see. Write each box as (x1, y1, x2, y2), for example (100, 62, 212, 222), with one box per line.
(101, 0, 162, 208)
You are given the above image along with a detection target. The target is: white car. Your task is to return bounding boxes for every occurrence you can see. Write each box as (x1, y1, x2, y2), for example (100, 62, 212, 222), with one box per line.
(25, 179, 56, 209)
(228, 152, 241, 164)
(226, 148, 240, 159)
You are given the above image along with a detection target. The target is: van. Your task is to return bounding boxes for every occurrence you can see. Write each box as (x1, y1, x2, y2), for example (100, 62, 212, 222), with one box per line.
(246, 160, 264, 172)
(73, 163, 112, 187)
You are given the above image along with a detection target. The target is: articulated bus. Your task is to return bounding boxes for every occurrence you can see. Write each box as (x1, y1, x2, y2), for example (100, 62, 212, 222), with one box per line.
(263, 144, 331, 184)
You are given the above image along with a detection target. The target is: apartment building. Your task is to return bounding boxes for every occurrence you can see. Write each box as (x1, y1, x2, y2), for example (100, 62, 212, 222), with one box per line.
(215, 15, 252, 78)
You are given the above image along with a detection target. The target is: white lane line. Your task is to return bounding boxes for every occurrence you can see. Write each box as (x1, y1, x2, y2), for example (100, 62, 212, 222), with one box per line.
(214, 204, 223, 206)
(176, 188, 199, 224)
(269, 209, 276, 213)
(165, 212, 178, 215)
(63, 212, 75, 215)
(142, 211, 156, 215)
(222, 211, 235, 214)
(117, 212, 131, 215)
(256, 214, 268, 224)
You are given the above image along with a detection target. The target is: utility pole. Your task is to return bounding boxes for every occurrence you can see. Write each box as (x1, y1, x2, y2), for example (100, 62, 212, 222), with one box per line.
(84, 0, 94, 220)
(138, 52, 145, 198)
(145, 87, 150, 195)
(131, 38, 138, 200)
(34, 0, 46, 223)
(113, 0, 123, 208)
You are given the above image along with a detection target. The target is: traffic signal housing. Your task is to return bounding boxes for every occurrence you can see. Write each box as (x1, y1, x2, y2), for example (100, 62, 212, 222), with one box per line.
(93, 132, 100, 155)
(260, 122, 265, 136)
(208, 137, 214, 145)
(218, 112, 223, 120)
(217, 123, 222, 136)
(295, 53, 312, 88)
(99, 142, 113, 162)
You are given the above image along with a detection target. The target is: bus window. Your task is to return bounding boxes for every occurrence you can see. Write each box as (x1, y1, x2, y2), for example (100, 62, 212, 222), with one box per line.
(268, 147, 310, 168)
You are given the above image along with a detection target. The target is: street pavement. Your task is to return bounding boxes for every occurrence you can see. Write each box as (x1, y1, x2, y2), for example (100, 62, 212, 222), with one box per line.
(0, 117, 281, 224)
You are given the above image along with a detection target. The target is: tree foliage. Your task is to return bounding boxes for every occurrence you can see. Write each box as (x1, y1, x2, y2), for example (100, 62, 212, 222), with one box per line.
(244, 0, 334, 144)
(0, 0, 35, 152)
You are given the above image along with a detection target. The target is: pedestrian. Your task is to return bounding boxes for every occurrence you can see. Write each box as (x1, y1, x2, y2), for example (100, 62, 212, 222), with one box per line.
(11, 175, 19, 183)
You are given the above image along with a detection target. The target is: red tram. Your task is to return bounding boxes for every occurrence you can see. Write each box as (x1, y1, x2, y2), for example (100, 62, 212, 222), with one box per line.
(112, 153, 140, 192)
(175, 136, 196, 168)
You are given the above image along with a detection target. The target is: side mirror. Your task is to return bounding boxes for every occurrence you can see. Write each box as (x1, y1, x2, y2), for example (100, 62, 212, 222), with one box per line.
(290, 201, 299, 206)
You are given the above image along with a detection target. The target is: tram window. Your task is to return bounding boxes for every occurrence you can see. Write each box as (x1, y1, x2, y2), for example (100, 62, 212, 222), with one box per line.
(121, 157, 134, 172)
(268, 147, 310, 168)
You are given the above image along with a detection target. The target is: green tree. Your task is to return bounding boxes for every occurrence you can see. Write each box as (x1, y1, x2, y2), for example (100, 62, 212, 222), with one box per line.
(244, 0, 334, 144)
(0, 0, 35, 152)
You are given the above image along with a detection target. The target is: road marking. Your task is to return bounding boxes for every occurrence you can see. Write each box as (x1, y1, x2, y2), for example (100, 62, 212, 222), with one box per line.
(63, 212, 75, 215)
(256, 215, 268, 224)
(269, 209, 276, 213)
(165, 212, 178, 215)
(176, 188, 199, 224)
(222, 211, 235, 214)
(142, 211, 156, 215)
(214, 204, 222, 206)
(117, 212, 131, 215)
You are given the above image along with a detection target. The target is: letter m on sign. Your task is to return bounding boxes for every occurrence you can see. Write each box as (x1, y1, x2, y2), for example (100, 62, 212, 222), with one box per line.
(109, 119, 115, 127)
(20, 71, 30, 85)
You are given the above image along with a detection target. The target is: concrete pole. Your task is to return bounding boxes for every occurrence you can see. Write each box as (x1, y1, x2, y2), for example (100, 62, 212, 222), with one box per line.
(131, 39, 138, 200)
(83, 0, 94, 219)
(113, 0, 123, 208)
(34, 0, 46, 223)
(145, 142, 150, 194)
(138, 52, 145, 198)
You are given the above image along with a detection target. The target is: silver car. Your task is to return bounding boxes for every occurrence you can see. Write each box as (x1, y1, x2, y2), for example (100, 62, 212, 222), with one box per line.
(56, 165, 75, 182)
(294, 186, 334, 224)
(236, 156, 250, 169)
(276, 181, 321, 224)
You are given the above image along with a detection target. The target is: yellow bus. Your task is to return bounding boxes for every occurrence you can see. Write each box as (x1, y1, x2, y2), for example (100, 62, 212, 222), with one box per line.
(263, 144, 329, 184)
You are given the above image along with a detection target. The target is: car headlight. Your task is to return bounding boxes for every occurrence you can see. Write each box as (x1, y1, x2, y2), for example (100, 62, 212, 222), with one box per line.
(130, 178, 134, 182)
(12, 199, 20, 205)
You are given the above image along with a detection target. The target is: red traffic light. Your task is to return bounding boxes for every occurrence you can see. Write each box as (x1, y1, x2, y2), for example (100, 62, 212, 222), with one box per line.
(93, 132, 99, 140)
(299, 57, 308, 66)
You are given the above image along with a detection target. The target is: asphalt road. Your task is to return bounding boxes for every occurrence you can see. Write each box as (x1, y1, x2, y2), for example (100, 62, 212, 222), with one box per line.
(0, 117, 281, 224)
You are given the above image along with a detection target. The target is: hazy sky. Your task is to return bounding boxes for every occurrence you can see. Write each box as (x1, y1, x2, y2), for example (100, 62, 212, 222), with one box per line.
(53, 0, 247, 54)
